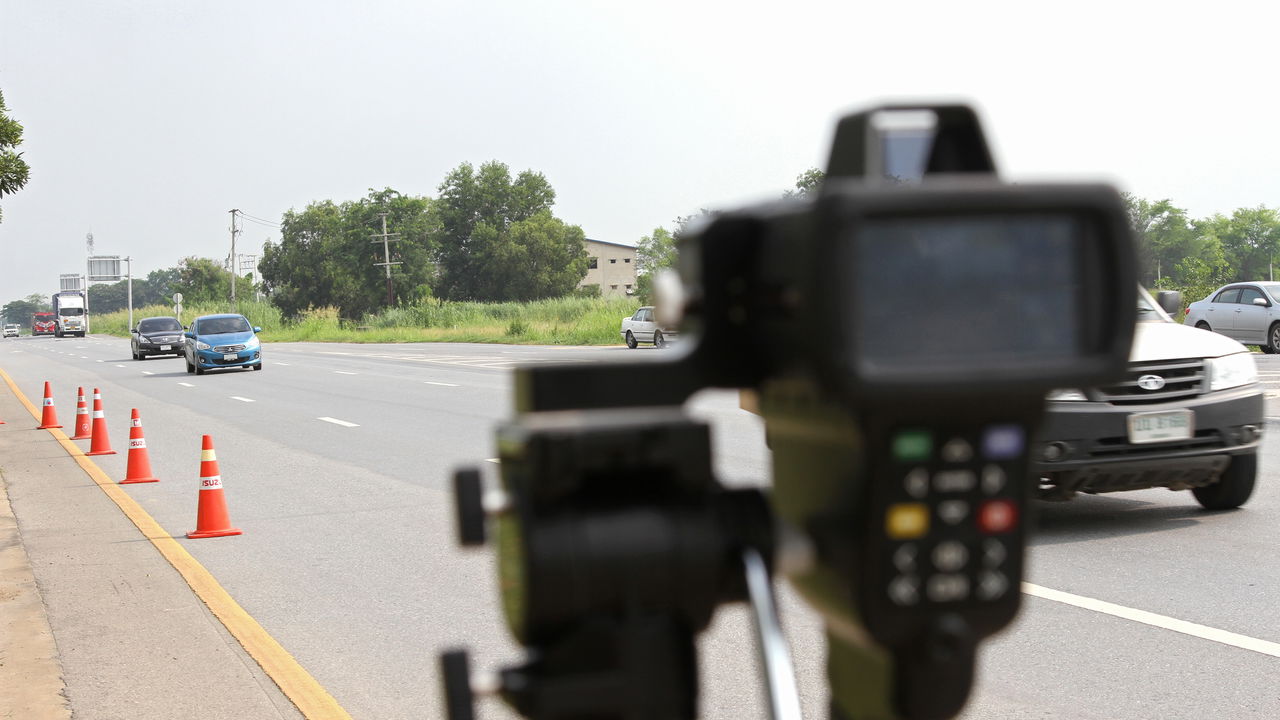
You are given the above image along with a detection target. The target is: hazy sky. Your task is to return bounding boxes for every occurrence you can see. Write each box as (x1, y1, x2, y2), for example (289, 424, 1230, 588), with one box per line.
(1, 1, 1274, 302)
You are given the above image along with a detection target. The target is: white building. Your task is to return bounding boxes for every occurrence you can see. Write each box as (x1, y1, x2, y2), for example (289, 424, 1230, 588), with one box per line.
(579, 238, 638, 297)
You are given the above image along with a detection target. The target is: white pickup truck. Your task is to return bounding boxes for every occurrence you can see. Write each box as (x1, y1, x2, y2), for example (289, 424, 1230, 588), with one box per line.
(620, 306, 677, 349)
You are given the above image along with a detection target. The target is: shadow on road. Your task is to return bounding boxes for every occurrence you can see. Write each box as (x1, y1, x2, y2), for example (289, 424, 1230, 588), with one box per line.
(1026, 493, 1222, 546)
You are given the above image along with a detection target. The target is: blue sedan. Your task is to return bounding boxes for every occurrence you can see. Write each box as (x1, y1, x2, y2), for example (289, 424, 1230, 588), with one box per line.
(183, 314, 263, 374)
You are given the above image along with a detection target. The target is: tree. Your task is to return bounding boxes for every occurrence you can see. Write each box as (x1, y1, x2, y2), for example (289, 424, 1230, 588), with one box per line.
(84, 268, 183, 313)
(431, 161, 585, 301)
(2, 294, 48, 324)
(260, 188, 436, 319)
(1123, 193, 1227, 287)
(0, 90, 31, 223)
(634, 227, 676, 303)
(784, 167, 825, 199)
(1196, 206, 1280, 283)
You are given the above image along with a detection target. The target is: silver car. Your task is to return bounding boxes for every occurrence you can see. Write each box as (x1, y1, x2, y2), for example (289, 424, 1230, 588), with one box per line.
(1184, 281, 1280, 352)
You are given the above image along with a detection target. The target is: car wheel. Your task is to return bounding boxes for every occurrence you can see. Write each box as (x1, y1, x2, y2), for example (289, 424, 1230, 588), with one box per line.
(625, 331, 638, 349)
(195, 363, 206, 375)
(654, 330, 666, 348)
(1196, 321, 1212, 331)
(253, 363, 263, 371)
(1266, 323, 1280, 354)
(1193, 453, 1256, 510)
(185, 358, 194, 374)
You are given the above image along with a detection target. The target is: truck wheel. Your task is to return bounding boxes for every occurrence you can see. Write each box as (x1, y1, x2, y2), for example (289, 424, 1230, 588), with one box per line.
(654, 330, 666, 348)
(625, 331, 638, 349)
(1193, 453, 1256, 510)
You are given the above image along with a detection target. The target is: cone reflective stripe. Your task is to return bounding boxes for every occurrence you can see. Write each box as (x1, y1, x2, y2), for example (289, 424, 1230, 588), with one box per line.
(71, 386, 92, 439)
(85, 388, 116, 456)
(188, 435, 241, 538)
(37, 381, 62, 429)
(120, 408, 159, 484)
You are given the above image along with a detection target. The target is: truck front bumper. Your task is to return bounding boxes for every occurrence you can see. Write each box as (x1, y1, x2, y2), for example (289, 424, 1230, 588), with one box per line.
(1033, 383, 1263, 498)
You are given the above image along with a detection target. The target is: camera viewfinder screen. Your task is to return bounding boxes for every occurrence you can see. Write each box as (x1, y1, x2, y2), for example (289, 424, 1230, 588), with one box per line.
(852, 214, 1081, 368)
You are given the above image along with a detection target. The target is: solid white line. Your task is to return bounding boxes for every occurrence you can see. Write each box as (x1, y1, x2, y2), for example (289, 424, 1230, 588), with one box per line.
(318, 417, 359, 427)
(425, 381, 460, 387)
(334, 371, 357, 375)
(230, 396, 255, 403)
(1023, 583, 1280, 658)
(178, 382, 195, 387)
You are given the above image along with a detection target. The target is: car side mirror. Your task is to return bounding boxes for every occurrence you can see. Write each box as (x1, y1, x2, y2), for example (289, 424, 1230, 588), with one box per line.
(184, 331, 194, 338)
(1156, 290, 1183, 316)
(253, 326, 262, 333)
(1254, 297, 1269, 307)
(130, 329, 138, 334)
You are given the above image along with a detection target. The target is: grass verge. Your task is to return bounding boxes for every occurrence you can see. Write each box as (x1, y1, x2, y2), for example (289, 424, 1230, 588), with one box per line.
(87, 296, 640, 345)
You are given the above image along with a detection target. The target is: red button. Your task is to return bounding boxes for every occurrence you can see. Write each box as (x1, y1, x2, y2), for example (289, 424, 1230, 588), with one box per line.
(978, 499, 1018, 534)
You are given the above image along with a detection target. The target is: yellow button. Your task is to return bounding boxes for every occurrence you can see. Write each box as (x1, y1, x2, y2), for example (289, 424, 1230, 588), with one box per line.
(886, 503, 930, 540)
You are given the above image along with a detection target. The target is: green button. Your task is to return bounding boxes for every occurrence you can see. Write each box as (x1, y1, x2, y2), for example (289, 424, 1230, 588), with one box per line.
(892, 430, 932, 462)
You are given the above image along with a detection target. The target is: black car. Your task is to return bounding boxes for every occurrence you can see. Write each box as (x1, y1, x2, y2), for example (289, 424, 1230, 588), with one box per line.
(131, 316, 186, 359)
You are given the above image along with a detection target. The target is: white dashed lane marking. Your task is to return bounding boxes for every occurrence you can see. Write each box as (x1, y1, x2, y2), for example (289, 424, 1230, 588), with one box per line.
(334, 371, 357, 375)
(1024, 583, 1280, 659)
(318, 417, 359, 427)
(425, 381, 460, 387)
(178, 382, 195, 387)
(230, 396, 255, 403)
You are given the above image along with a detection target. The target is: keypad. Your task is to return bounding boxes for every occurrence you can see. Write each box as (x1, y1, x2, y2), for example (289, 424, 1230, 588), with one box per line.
(883, 425, 1022, 607)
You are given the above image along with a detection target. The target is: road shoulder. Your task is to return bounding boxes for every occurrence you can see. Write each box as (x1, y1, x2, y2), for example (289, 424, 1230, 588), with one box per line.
(0, 382, 303, 720)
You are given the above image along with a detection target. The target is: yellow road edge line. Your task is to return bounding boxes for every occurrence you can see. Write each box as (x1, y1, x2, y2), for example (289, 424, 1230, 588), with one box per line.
(0, 368, 352, 720)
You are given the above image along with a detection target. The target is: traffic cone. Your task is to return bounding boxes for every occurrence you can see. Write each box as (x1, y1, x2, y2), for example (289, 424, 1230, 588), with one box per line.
(188, 435, 241, 538)
(120, 409, 159, 484)
(71, 386, 92, 439)
(85, 388, 116, 456)
(37, 382, 62, 429)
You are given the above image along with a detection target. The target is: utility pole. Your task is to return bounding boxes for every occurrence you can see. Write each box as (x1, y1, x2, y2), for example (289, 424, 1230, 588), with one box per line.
(370, 212, 401, 304)
(229, 209, 240, 311)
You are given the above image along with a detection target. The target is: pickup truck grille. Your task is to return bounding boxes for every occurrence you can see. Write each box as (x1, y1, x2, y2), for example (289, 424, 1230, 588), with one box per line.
(1094, 359, 1204, 405)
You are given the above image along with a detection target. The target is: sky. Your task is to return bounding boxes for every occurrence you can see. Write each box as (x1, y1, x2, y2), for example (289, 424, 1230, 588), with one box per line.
(1, 1, 1276, 303)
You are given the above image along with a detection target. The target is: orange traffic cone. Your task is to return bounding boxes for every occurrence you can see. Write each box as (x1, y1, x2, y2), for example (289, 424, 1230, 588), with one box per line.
(188, 435, 241, 538)
(71, 386, 92, 439)
(37, 382, 62, 429)
(120, 409, 159, 484)
(85, 388, 116, 456)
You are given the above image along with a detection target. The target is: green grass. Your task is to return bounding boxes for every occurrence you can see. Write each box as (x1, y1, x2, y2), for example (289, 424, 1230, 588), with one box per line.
(88, 296, 640, 345)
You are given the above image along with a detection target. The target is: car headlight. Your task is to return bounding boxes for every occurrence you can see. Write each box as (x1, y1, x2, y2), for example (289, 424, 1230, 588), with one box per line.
(243, 336, 260, 350)
(1205, 352, 1258, 391)
(195, 341, 211, 351)
(1046, 388, 1088, 402)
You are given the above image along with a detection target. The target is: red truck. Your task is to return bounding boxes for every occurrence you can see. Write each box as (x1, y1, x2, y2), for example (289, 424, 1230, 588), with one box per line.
(32, 312, 57, 336)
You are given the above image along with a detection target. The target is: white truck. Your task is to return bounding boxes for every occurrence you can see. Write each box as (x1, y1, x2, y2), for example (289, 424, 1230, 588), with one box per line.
(53, 291, 87, 337)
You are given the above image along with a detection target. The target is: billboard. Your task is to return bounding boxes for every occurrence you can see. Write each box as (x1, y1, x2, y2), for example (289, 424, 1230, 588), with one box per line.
(60, 274, 84, 292)
(87, 256, 122, 282)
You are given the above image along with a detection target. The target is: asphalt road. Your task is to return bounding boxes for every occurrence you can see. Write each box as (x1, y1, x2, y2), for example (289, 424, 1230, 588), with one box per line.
(2, 334, 1278, 719)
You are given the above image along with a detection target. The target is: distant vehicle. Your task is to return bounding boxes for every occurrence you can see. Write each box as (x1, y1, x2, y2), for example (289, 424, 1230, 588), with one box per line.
(32, 312, 56, 336)
(130, 316, 185, 359)
(52, 290, 86, 337)
(1036, 287, 1262, 510)
(3, 323, 19, 338)
(620, 306, 677, 349)
(1183, 281, 1280, 351)
(183, 313, 263, 374)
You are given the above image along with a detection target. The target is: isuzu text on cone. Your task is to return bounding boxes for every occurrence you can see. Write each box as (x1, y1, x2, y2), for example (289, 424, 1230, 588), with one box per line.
(188, 435, 241, 538)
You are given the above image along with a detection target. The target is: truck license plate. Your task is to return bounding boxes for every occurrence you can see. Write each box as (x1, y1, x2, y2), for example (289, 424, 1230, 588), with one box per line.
(1127, 409, 1194, 444)
(223, 353, 239, 361)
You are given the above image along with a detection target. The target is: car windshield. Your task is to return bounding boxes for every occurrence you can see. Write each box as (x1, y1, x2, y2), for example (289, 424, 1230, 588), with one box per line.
(59, 307, 85, 316)
(197, 317, 252, 335)
(139, 318, 183, 333)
